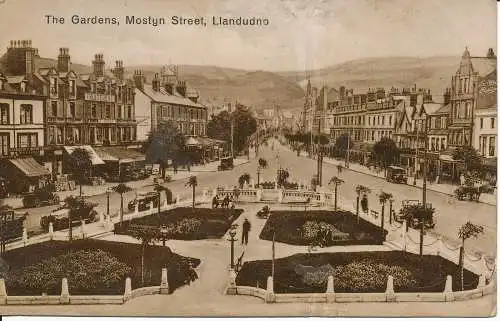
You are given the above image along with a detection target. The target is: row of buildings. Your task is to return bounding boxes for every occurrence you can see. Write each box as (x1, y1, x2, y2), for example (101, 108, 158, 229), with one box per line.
(301, 48, 497, 182)
(0, 40, 212, 193)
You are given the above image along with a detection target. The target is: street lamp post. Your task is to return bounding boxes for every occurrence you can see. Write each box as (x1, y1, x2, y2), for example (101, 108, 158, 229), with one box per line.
(228, 229, 237, 269)
(106, 188, 110, 219)
(160, 224, 168, 247)
(389, 197, 394, 225)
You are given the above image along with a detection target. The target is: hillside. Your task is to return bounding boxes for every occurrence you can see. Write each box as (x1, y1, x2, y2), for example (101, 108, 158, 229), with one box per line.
(278, 56, 460, 103)
(0, 53, 461, 108)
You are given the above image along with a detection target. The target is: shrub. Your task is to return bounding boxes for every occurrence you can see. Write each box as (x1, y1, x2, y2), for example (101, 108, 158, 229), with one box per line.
(166, 218, 202, 235)
(6, 249, 131, 294)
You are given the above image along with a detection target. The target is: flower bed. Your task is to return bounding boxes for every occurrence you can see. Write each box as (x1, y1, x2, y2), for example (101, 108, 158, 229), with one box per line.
(236, 252, 479, 293)
(259, 210, 385, 246)
(115, 207, 244, 240)
(0, 239, 200, 296)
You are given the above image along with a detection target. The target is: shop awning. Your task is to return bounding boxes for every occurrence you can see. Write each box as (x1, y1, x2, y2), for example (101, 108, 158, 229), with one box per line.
(94, 147, 146, 164)
(63, 145, 105, 165)
(9, 157, 51, 177)
(185, 137, 200, 146)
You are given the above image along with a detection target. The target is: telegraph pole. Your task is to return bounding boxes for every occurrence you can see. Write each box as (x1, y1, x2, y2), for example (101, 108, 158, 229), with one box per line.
(230, 117, 234, 158)
(413, 125, 419, 186)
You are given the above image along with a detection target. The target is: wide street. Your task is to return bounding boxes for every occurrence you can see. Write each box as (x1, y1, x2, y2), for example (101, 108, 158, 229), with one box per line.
(22, 138, 496, 256)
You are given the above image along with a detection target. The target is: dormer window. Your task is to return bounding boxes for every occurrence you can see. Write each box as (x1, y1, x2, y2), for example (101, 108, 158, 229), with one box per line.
(20, 82, 26, 93)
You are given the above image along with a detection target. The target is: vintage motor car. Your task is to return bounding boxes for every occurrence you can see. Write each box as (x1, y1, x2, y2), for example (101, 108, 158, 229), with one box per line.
(217, 157, 234, 171)
(22, 187, 60, 208)
(128, 192, 161, 212)
(394, 199, 436, 229)
(40, 199, 98, 232)
(386, 165, 408, 184)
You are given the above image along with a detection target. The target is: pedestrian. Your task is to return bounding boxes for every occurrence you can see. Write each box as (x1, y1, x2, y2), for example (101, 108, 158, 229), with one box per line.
(460, 173, 465, 186)
(242, 218, 251, 245)
(173, 161, 178, 175)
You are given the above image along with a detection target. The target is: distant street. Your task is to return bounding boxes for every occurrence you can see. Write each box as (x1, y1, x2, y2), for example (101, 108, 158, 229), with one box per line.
(22, 138, 496, 256)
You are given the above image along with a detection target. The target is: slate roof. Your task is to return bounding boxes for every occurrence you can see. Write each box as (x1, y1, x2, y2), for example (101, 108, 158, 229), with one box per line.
(140, 83, 205, 108)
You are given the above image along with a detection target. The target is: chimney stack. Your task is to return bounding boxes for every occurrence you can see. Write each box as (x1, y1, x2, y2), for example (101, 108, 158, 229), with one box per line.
(57, 47, 71, 72)
(113, 60, 124, 80)
(133, 70, 144, 90)
(176, 80, 186, 97)
(92, 53, 105, 77)
(152, 73, 161, 91)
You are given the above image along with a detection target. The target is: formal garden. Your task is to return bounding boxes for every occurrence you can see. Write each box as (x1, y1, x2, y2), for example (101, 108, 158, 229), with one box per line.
(259, 210, 386, 247)
(115, 207, 244, 240)
(236, 251, 479, 293)
(0, 239, 200, 296)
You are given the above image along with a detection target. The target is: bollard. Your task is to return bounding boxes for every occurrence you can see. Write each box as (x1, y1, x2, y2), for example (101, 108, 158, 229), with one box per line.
(385, 275, 395, 302)
(226, 268, 237, 295)
(49, 222, 54, 240)
(60, 278, 70, 304)
(265, 276, 275, 303)
(80, 220, 86, 239)
(124, 277, 132, 301)
(22, 227, 28, 245)
(0, 278, 6, 305)
(160, 268, 169, 294)
(435, 236, 443, 256)
(175, 195, 181, 204)
(444, 275, 454, 301)
(326, 275, 335, 302)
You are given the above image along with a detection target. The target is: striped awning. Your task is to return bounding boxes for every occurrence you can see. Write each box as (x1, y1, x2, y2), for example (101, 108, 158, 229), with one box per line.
(9, 157, 51, 177)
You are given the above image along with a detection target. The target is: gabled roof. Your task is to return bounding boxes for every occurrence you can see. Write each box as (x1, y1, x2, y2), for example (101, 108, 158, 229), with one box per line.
(471, 57, 497, 77)
(38, 67, 58, 77)
(419, 103, 442, 116)
(432, 103, 451, 115)
(140, 84, 205, 108)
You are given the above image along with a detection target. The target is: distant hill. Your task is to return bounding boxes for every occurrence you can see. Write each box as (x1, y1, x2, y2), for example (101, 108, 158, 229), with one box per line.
(0, 53, 461, 108)
(277, 56, 461, 103)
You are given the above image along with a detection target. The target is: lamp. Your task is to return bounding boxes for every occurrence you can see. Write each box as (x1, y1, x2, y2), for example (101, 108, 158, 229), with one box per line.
(160, 224, 168, 246)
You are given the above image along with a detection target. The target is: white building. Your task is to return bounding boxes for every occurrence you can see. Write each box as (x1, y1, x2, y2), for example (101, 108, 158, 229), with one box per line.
(475, 107, 496, 159)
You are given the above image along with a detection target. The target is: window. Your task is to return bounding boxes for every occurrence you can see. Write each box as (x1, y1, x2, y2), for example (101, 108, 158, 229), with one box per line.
(50, 101, 57, 117)
(127, 106, 132, 119)
(441, 117, 446, 129)
(389, 115, 392, 125)
(382, 116, 385, 125)
(17, 133, 37, 148)
(69, 102, 75, 118)
(91, 104, 97, 118)
(105, 105, 111, 118)
(491, 118, 495, 129)
(20, 104, 33, 124)
(50, 78, 57, 94)
(74, 128, 80, 144)
(117, 105, 122, 119)
(0, 104, 9, 124)
(111, 127, 116, 142)
(69, 80, 75, 95)
(440, 138, 446, 151)
(489, 137, 495, 157)
(96, 128, 103, 142)
(0, 134, 9, 156)
(20, 82, 26, 92)
(56, 127, 63, 144)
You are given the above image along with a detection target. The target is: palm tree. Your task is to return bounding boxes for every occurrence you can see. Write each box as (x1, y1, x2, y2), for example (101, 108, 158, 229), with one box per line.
(186, 176, 198, 208)
(63, 196, 97, 243)
(257, 158, 268, 186)
(328, 176, 344, 211)
(67, 148, 92, 197)
(401, 204, 435, 255)
(458, 222, 484, 290)
(378, 191, 393, 242)
(111, 183, 133, 227)
(355, 185, 371, 224)
(238, 173, 251, 189)
(131, 228, 158, 286)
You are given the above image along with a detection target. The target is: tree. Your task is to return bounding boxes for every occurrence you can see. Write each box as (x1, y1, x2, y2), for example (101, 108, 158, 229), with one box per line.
(355, 185, 371, 224)
(130, 228, 159, 286)
(112, 183, 133, 226)
(277, 169, 290, 188)
(64, 196, 97, 243)
(313, 134, 329, 146)
(378, 191, 393, 242)
(67, 148, 92, 197)
(328, 176, 344, 211)
(372, 137, 400, 175)
(186, 176, 198, 208)
(257, 158, 268, 185)
(144, 120, 186, 168)
(207, 105, 257, 154)
(453, 145, 483, 173)
(458, 222, 484, 290)
(399, 204, 435, 255)
(238, 173, 251, 188)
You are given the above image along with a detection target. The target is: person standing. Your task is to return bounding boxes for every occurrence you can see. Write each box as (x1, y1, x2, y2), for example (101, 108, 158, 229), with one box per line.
(242, 218, 251, 245)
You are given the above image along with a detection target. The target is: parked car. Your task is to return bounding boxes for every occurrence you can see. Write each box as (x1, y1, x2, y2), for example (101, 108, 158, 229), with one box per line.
(128, 192, 161, 212)
(218, 157, 234, 171)
(386, 166, 408, 184)
(40, 198, 98, 232)
(23, 188, 60, 208)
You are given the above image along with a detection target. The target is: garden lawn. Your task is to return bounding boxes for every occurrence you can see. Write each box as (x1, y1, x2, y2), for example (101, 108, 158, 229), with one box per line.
(0, 239, 200, 296)
(115, 207, 244, 240)
(259, 210, 385, 246)
(236, 252, 479, 293)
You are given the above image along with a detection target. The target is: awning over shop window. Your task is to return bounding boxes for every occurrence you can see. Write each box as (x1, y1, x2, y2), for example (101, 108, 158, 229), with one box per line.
(63, 145, 105, 165)
(94, 147, 146, 164)
(185, 137, 200, 146)
(9, 157, 51, 177)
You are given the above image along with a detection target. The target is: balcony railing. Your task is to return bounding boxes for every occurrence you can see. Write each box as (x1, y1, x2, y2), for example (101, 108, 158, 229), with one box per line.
(84, 93, 116, 102)
(10, 146, 44, 156)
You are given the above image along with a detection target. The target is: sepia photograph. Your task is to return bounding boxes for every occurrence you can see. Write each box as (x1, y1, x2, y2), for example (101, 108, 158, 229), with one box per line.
(0, 0, 496, 317)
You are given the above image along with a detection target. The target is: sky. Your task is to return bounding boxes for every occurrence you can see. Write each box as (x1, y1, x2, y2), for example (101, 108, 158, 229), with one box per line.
(0, 0, 496, 71)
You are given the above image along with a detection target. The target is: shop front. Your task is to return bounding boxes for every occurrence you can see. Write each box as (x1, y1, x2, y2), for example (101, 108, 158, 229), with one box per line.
(0, 157, 51, 194)
(94, 146, 147, 182)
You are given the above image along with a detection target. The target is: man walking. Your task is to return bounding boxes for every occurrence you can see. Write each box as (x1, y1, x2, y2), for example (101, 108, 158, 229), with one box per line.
(242, 218, 251, 245)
